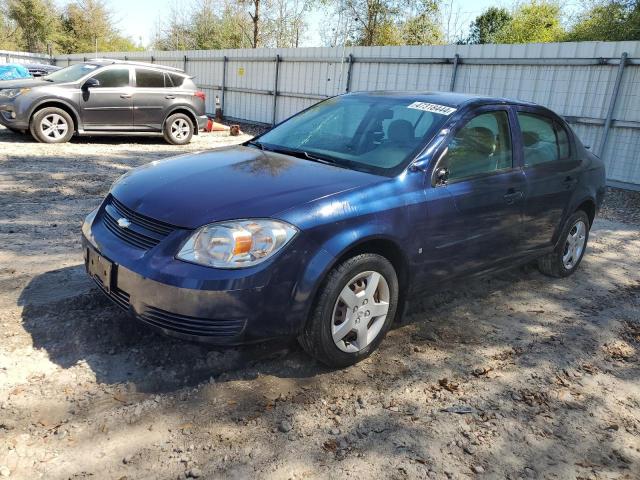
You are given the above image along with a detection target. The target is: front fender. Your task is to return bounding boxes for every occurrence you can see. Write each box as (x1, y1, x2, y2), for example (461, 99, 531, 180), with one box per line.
(25, 96, 83, 129)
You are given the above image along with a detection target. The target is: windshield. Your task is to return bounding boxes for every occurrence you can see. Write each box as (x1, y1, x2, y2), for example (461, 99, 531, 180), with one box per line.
(255, 95, 451, 176)
(44, 63, 102, 83)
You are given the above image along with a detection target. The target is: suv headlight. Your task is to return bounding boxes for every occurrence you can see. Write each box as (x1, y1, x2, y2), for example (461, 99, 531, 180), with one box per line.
(0, 88, 30, 99)
(176, 219, 297, 268)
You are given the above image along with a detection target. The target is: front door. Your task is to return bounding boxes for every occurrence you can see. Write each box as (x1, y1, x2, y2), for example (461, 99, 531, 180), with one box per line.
(414, 107, 526, 286)
(80, 66, 133, 129)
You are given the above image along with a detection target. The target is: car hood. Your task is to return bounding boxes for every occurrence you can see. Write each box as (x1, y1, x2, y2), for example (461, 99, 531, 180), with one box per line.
(110, 146, 385, 229)
(0, 78, 52, 89)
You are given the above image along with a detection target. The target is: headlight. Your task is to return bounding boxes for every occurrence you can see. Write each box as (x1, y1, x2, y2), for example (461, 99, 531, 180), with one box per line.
(0, 88, 30, 99)
(82, 207, 99, 248)
(177, 219, 297, 268)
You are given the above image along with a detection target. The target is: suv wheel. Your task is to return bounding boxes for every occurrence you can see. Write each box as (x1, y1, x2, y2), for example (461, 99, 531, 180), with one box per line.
(30, 107, 74, 144)
(298, 253, 399, 368)
(164, 113, 194, 145)
(537, 210, 590, 278)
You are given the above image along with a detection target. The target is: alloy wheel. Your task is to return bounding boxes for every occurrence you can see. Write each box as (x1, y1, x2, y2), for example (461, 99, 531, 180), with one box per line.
(40, 114, 68, 140)
(331, 270, 390, 353)
(171, 118, 190, 140)
(563, 219, 587, 269)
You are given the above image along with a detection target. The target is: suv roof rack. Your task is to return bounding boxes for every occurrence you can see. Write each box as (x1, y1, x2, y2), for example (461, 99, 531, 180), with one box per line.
(87, 58, 186, 74)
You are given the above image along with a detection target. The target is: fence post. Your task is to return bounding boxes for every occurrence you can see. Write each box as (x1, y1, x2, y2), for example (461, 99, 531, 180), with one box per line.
(151, 55, 155, 64)
(449, 54, 460, 92)
(272, 54, 281, 126)
(598, 52, 628, 157)
(183, 55, 188, 72)
(221, 56, 228, 116)
(345, 54, 354, 92)
(67, 57, 70, 66)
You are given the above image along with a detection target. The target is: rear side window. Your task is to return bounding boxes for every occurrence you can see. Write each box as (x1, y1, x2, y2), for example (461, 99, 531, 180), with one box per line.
(91, 68, 130, 88)
(136, 69, 165, 88)
(440, 111, 513, 182)
(169, 73, 186, 87)
(518, 112, 570, 166)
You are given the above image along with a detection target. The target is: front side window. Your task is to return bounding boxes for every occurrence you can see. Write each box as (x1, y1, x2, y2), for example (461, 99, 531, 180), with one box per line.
(518, 112, 570, 166)
(91, 68, 130, 88)
(136, 69, 165, 88)
(255, 95, 451, 176)
(439, 111, 512, 182)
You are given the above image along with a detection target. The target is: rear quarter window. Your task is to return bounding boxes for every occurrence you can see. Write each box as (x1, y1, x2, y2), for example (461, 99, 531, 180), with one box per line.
(169, 73, 189, 88)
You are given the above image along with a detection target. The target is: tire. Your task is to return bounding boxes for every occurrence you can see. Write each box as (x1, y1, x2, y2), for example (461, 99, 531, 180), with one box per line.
(298, 253, 399, 368)
(30, 107, 74, 144)
(537, 210, 590, 278)
(163, 113, 194, 145)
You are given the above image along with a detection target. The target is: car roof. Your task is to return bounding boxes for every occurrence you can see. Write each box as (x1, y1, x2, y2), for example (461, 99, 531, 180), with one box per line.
(84, 58, 186, 75)
(348, 91, 538, 109)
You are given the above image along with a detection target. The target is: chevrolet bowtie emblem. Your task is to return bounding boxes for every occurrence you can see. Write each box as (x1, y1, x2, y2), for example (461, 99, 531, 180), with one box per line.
(117, 217, 131, 229)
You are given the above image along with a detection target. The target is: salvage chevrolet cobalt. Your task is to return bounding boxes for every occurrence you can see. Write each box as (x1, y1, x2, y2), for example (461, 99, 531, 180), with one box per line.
(82, 92, 605, 367)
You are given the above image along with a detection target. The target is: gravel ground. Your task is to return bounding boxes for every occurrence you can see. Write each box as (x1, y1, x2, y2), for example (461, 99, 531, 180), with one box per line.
(1, 125, 639, 480)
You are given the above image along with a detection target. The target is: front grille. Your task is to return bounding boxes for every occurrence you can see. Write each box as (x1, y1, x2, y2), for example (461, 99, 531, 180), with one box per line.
(91, 276, 131, 311)
(101, 195, 178, 250)
(139, 305, 246, 338)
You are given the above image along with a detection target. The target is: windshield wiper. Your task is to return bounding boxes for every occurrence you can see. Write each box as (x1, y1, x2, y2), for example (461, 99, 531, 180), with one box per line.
(246, 139, 265, 150)
(267, 146, 339, 166)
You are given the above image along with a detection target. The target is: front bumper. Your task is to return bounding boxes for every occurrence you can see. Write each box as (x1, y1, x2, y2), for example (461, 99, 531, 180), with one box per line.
(81, 202, 319, 345)
(0, 104, 28, 130)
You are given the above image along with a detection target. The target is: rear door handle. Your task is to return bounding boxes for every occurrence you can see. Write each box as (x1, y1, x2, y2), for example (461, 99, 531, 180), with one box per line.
(563, 176, 578, 188)
(165, 95, 176, 99)
(120, 93, 132, 99)
(503, 190, 523, 204)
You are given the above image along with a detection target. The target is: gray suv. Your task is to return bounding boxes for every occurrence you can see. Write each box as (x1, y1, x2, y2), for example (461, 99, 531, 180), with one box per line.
(0, 59, 208, 145)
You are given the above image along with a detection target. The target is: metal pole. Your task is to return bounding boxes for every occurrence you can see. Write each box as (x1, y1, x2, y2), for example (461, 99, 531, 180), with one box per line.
(183, 55, 188, 72)
(345, 54, 354, 92)
(449, 54, 460, 92)
(599, 52, 628, 157)
(221, 55, 228, 115)
(272, 54, 280, 126)
(151, 55, 155, 64)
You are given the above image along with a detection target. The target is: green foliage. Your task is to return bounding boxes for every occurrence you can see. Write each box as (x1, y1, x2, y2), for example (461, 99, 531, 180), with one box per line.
(6, 0, 59, 52)
(467, 7, 512, 44)
(493, 1, 565, 43)
(568, 1, 640, 41)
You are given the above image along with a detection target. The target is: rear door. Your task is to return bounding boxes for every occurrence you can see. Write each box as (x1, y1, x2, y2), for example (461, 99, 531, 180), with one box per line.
(133, 68, 172, 130)
(80, 66, 133, 129)
(415, 106, 526, 284)
(515, 108, 581, 251)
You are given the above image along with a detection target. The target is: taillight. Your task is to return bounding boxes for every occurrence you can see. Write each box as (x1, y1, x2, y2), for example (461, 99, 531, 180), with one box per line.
(194, 91, 205, 101)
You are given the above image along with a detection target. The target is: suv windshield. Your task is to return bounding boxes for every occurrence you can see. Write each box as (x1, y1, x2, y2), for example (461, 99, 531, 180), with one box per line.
(44, 63, 102, 83)
(254, 95, 450, 176)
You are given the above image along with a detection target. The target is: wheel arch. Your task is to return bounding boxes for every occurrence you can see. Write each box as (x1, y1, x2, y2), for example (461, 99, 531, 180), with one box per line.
(575, 197, 596, 226)
(164, 107, 199, 135)
(29, 100, 81, 132)
(294, 234, 412, 333)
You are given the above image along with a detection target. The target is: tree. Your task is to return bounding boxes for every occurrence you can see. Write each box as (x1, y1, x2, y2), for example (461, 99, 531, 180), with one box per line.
(6, 0, 58, 52)
(467, 7, 512, 44)
(493, 0, 565, 43)
(568, 0, 640, 41)
(0, 5, 20, 50)
(58, 0, 138, 54)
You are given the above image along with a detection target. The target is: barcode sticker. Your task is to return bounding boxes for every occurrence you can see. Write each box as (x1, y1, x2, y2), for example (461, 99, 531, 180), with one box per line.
(407, 102, 456, 115)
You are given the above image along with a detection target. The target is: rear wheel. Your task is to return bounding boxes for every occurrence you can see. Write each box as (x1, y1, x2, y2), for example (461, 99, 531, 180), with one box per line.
(537, 210, 590, 278)
(298, 253, 399, 368)
(163, 113, 194, 145)
(30, 107, 74, 144)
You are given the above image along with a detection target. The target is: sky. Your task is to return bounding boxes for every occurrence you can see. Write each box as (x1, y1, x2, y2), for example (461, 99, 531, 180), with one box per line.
(57, 0, 551, 49)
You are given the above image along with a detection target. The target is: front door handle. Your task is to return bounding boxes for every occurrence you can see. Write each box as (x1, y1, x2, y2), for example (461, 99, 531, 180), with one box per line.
(503, 190, 523, 204)
(563, 176, 578, 189)
(165, 95, 176, 99)
(120, 93, 132, 99)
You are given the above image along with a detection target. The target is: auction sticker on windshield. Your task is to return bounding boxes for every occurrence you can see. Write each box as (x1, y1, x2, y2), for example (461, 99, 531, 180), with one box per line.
(407, 102, 456, 115)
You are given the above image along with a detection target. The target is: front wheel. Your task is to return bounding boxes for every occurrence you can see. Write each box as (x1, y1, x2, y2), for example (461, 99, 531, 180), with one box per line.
(30, 107, 74, 144)
(298, 253, 399, 368)
(163, 113, 194, 145)
(537, 210, 590, 278)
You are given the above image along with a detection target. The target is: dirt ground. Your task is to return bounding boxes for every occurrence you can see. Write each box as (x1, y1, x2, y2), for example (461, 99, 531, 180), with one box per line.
(1, 125, 639, 480)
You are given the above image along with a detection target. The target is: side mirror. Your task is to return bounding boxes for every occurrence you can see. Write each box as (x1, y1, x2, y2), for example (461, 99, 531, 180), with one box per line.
(434, 167, 449, 186)
(82, 78, 100, 90)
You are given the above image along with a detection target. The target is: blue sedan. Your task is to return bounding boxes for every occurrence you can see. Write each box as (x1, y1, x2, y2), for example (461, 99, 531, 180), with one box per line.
(82, 92, 606, 367)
